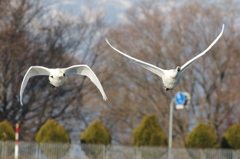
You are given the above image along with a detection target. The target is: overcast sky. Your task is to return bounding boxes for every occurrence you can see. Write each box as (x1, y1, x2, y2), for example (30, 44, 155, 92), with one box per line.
(41, 0, 142, 24)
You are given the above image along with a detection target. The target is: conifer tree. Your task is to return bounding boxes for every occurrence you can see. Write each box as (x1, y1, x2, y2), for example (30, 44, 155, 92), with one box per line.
(80, 120, 111, 159)
(186, 123, 218, 148)
(0, 121, 16, 157)
(221, 123, 240, 149)
(36, 119, 70, 143)
(0, 121, 15, 141)
(35, 119, 70, 159)
(132, 114, 167, 147)
(80, 120, 111, 145)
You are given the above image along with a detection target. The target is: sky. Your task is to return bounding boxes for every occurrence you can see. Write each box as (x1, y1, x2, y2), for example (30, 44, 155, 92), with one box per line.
(42, 0, 140, 24)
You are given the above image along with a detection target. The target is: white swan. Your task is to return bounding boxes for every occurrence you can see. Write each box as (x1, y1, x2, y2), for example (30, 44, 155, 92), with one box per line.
(106, 24, 224, 91)
(20, 65, 107, 105)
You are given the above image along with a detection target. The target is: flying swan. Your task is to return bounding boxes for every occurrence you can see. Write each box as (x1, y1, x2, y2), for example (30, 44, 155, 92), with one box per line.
(20, 65, 108, 105)
(105, 24, 224, 91)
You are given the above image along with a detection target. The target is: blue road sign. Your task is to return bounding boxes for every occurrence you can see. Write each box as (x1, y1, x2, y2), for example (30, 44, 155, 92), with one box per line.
(175, 92, 186, 105)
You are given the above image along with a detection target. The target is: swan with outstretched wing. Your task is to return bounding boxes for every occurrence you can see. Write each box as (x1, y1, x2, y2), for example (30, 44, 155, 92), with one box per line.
(105, 24, 224, 91)
(20, 65, 107, 105)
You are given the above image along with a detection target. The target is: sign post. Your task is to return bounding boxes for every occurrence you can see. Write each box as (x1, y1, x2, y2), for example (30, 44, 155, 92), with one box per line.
(168, 92, 191, 159)
(168, 98, 174, 159)
(175, 92, 186, 108)
(15, 123, 19, 159)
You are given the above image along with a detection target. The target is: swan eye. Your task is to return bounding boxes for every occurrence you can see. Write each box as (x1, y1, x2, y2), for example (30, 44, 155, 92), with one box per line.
(50, 75, 53, 78)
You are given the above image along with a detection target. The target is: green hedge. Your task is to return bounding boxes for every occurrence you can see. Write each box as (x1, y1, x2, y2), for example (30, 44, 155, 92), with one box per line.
(185, 123, 218, 148)
(221, 123, 240, 149)
(35, 119, 70, 143)
(0, 121, 15, 141)
(132, 114, 167, 147)
(80, 120, 111, 145)
(80, 120, 111, 158)
(0, 121, 15, 157)
(35, 119, 70, 159)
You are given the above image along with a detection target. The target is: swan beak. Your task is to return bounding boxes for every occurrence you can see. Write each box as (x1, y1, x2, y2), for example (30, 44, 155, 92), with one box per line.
(62, 72, 66, 77)
(176, 66, 181, 72)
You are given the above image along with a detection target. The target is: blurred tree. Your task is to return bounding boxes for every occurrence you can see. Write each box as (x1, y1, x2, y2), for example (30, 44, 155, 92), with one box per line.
(1, 0, 240, 147)
(132, 114, 167, 146)
(0, 121, 14, 141)
(96, 0, 240, 146)
(221, 123, 240, 149)
(35, 119, 70, 159)
(0, 0, 108, 141)
(185, 123, 218, 148)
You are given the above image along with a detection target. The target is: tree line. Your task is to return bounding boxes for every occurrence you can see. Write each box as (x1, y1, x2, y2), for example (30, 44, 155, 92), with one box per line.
(0, 0, 240, 147)
(1, 115, 240, 149)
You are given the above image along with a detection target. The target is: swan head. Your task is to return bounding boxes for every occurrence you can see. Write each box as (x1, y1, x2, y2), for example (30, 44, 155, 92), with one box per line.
(49, 70, 66, 87)
(49, 71, 66, 79)
(176, 66, 181, 72)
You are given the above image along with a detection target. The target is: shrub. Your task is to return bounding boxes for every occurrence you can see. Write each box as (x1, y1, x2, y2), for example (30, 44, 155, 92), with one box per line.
(35, 119, 70, 159)
(80, 120, 111, 159)
(221, 123, 240, 149)
(0, 121, 15, 157)
(35, 119, 70, 143)
(80, 120, 111, 145)
(0, 121, 15, 141)
(185, 123, 218, 148)
(132, 114, 168, 147)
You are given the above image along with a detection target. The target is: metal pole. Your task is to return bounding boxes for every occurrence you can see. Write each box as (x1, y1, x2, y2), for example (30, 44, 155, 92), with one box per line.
(15, 123, 19, 159)
(168, 99, 174, 159)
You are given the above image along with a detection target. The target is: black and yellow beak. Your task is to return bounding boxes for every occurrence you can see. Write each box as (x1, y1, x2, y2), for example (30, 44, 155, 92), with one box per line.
(62, 72, 66, 77)
(176, 66, 181, 72)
